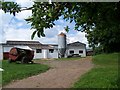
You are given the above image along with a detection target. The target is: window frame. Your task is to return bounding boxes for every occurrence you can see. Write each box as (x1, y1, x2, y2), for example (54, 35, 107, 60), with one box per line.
(49, 49, 54, 53)
(36, 49, 42, 53)
(69, 50, 74, 54)
(79, 50, 83, 53)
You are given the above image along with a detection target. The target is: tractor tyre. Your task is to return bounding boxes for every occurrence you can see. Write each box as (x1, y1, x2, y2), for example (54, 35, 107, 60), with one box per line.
(21, 57, 26, 64)
(30, 61, 34, 64)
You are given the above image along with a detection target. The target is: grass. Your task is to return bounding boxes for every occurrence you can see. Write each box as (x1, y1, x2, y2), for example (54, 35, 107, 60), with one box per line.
(72, 53, 119, 88)
(2, 60, 50, 86)
(55, 57, 81, 61)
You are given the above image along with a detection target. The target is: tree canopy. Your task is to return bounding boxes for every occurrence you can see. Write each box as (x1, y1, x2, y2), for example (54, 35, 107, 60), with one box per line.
(1, 1, 120, 53)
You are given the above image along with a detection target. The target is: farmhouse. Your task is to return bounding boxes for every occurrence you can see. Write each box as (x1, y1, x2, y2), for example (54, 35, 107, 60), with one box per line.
(0, 33, 86, 60)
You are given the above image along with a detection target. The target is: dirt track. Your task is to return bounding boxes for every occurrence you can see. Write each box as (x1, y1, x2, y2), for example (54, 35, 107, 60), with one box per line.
(4, 57, 93, 88)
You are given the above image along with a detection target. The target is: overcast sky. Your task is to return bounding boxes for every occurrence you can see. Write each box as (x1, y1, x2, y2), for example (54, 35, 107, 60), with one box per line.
(0, 0, 88, 47)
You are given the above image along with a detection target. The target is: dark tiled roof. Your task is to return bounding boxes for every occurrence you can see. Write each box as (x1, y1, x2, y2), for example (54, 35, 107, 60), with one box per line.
(68, 41, 86, 46)
(29, 45, 56, 49)
(3, 41, 86, 49)
(6, 40, 42, 45)
(43, 44, 58, 46)
(4, 41, 56, 49)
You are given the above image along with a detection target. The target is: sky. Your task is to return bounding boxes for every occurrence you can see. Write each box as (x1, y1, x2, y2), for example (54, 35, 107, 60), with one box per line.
(0, 0, 88, 47)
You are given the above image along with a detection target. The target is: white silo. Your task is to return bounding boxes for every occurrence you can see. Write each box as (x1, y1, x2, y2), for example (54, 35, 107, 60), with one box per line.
(0, 44, 3, 60)
(58, 32, 67, 58)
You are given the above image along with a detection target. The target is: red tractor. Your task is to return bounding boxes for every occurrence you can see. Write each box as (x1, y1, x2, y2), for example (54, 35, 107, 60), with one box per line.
(9, 46, 34, 64)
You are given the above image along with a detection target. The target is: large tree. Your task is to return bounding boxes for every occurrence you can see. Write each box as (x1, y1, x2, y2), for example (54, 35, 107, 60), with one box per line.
(1, 1, 120, 52)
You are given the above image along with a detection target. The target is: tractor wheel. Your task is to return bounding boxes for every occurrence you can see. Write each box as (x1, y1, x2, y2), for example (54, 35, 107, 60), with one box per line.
(21, 57, 26, 64)
(29, 61, 34, 64)
(21, 56, 29, 64)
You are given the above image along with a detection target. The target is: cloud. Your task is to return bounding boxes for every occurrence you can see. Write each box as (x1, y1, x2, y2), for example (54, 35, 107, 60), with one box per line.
(0, 11, 32, 43)
(4, 0, 14, 1)
(4, 0, 34, 7)
(33, 36, 58, 44)
(0, 10, 4, 25)
(32, 24, 88, 46)
(44, 29, 58, 38)
(15, 0, 34, 7)
(1, 0, 89, 47)
(5, 28, 33, 41)
(17, 22, 24, 27)
(32, 25, 66, 44)
(1, 13, 88, 46)
(67, 31, 88, 47)
(15, 10, 32, 20)
(0, 10, 13, 43)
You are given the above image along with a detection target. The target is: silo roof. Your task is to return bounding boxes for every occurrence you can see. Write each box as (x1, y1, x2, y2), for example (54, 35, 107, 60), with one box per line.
(58, 32, 66, 36)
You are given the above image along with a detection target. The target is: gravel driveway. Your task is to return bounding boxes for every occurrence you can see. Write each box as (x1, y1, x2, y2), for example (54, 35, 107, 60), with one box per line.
(3, 56, 93, 88)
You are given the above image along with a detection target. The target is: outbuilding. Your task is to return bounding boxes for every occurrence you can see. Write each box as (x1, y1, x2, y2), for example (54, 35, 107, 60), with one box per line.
(1, 33, 87, 59)
(67, 41, 86, 57)
(0, 44, 3, 60)
(1, 41, 86, 59)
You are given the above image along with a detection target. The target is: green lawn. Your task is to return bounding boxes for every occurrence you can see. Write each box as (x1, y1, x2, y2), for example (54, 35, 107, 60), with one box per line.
(0, 72, 2, 87)
(2, 60, 49, 86)
(73, 53, 119, 88)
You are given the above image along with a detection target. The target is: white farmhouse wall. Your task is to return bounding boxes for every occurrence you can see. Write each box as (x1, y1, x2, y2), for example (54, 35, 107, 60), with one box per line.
(33, 49, 44, 59)
(33, 49, 58, 59)
(67, 45, 86, 57)
(0, 44, 3, 60)
(47, 49, 58, 58)
(2, 41, 86, 59)
(43, 49, 48, 58)
(82, 48, 86, 57)
(3, 46, 13, 52)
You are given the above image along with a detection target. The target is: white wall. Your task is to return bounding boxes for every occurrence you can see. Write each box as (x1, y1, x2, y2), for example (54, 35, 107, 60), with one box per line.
(43, 49, 48, 58)
(33, 45, 86, 59)
(47, 49, 58, 58)
(67, 45, 86, 57)
(33, 49, 58, 59)
(2, 44, 86, 59)
(33, 49, 44, 59)
(3, 46, 13, 52)
(2, 45, 59, 59)
(0, 44, 3, 60)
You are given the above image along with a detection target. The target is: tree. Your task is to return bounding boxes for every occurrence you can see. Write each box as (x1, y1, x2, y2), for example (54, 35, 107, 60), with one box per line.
(1, 1, 120, 52)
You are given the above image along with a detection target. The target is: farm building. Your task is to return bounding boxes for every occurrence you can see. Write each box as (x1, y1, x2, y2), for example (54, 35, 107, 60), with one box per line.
(0, 44, 3, 60)
(67, 41, 86, 57)
(0, 33, 86, 60)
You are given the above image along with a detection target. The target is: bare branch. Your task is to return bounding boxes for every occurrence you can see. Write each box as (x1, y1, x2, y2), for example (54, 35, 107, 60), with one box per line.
(20, 7, 33, 11)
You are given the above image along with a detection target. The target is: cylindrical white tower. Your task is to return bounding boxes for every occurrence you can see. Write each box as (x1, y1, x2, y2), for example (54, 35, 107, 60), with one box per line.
(58, 32, 67, 58)
(0, 44, 3, 60)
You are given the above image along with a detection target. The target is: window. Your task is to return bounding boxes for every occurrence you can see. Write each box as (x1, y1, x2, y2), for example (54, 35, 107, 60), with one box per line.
(69, 50, 74, 54)
(36, 49, 42, 53)
(49, 49, 54, 53)
(79, 50, 83, 53)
